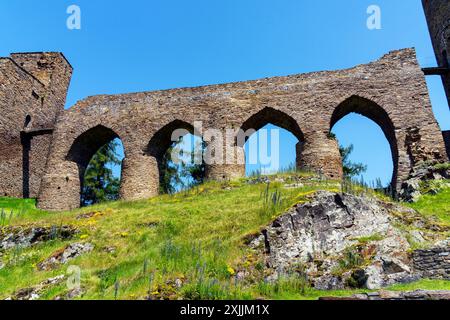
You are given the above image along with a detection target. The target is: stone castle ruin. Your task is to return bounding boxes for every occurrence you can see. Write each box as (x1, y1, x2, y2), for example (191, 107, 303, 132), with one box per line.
(422, 0, 450, 159)
(0, 2, 449, 211)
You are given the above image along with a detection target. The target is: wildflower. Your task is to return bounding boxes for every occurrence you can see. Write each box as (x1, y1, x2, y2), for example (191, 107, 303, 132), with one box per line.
(227, 266, 235, 276)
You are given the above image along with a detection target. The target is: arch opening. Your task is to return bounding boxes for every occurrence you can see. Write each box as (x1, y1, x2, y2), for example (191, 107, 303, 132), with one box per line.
(66, 125, 124, 206)
(147, 120, 205, 194)
(330, 96, 398, 191)
(239, 107, 304, 176)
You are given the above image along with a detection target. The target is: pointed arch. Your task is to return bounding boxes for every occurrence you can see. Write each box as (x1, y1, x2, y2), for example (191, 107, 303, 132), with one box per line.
(239, 107, 304, 146)
(330, 95, 398, 189)
(65, 125, 124, 206)
(66, 125, 121, 179)
(146, 119, 197, 159)
(146, 119, 204, 194)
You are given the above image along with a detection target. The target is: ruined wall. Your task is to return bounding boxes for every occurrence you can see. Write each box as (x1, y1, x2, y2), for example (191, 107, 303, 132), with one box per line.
(422, 0, 450, 108)
(0, 53, 72, 198)
(413, 247, 450, 279)
(35, 48, 448, 211)
(443, 131, 450, 160)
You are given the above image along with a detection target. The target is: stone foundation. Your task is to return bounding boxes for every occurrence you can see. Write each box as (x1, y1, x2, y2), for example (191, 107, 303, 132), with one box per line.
(413, 247, 450, 279)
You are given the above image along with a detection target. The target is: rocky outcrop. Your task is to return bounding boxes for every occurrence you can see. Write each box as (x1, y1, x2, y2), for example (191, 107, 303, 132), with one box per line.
(250, 191, 449, 290)
(399, 163, 450, 202)
(37, 242, 94, 271)
(5, 275, 65, 300)
(0, 225, 78, 251)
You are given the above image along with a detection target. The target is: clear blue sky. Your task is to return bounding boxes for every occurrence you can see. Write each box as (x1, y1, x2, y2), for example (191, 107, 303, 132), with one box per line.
(1, 0, 449, 186)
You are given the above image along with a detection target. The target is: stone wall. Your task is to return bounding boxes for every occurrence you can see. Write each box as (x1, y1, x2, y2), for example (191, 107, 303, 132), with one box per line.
(320, 290, 450, 300)
(0, 49, 448, 211)
(35, 48, 448, 211)
(0, 53, 72, 198)
(422, 0, 450, 108)
(443, 130, 450, 160)
(413, 247, 450, 279)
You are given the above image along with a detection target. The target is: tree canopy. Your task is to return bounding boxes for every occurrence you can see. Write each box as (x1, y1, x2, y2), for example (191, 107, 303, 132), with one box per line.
(339, 144, 367, 179)
(159, 137, 205, 194)
(81, 139, 121, 206)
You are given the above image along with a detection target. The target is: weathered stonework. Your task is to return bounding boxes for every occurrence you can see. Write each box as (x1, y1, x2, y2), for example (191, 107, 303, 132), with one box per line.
(413, 247, 450, 279)
(39, 48, 449, 211)
(422, 0, 450, 108)
(0, 52, 72, 199)
(443, 131, 450, 160)
(249, 191, 450, 290)
(0, 48, 448, 211)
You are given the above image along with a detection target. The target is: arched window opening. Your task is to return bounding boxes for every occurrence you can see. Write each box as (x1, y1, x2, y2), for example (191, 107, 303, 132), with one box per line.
(331, 114, 393, 188)
(66, 125, 124, 207)
(239, 107, 304, 176)
(330, 96, 397, 192)
(147, 120, 205, 194)
(245, 124, 299, 176)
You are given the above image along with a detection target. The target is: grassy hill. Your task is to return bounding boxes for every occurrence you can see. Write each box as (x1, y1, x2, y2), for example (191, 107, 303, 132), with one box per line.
(0, 174, 449, 300)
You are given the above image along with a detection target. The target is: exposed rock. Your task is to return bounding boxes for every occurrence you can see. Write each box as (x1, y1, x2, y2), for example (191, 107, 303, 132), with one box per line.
(320, 290, 450, 300)
(37, 242, 94, 271)
(399, 163, 450, 202)
(250, 191, 448, 290)
(76, 211, 98, 220)
(313, 275, 344, 291)
(54, 288, 84, 300)
(7, 275, 65, 300)
(410, 230, 426, 244)
(399, 178, 422, 202)
(103, 245, 117, 254)
(0, 225, 78, 251)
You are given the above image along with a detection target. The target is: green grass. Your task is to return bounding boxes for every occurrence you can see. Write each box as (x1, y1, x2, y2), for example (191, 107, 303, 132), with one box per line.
(387, 279, 450, 292)
(0, 197, 39, 213)
(0, 176, 448, 300)
(407, 182, 450, 226)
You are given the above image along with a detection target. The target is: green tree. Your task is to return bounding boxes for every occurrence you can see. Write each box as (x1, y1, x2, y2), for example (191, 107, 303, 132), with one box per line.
(81, 140, 121, 206)
(159, 137, 205, 194)
(339, 144, 367, 179)
(159, 142, 184, 194)
(181, 139, 206, 187)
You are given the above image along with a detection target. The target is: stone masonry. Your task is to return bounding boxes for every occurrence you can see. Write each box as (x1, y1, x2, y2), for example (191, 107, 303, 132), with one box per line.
(422, 0, 450, 108)
(443, 131, 450, 160)
(0, 52, 72, 199)
(413, 247, 450, 280)
(0, 48, 448, 211)
(40, 48, 449, 211)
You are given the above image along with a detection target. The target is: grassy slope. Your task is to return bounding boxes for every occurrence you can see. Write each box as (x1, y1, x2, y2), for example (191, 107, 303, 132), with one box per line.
(0, 177, 449, 300)
(407, 187, 450, 225)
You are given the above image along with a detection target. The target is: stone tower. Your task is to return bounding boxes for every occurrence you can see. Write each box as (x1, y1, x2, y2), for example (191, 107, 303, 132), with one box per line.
(422, 0, 450, 159)
(422, 0, 450, 107)
(0, 52, 72, 198)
